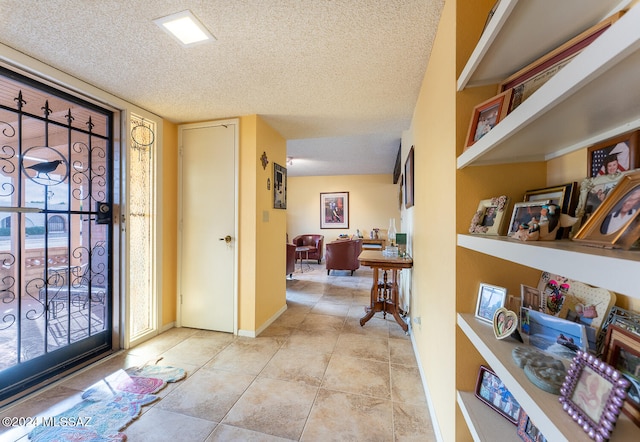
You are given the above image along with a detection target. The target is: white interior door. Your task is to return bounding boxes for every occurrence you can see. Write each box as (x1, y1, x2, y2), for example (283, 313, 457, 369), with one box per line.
(178, 120, 237, 332)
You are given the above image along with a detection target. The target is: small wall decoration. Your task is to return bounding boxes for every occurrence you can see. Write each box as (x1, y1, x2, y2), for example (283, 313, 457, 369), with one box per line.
(559, 351, 630, 441)
(404, 146, 414, 208)
(586, 130, 640, 178)
(260, 151, 268, 169)
(474, 283, 507, 324)
(320, 192, 349, 229)
(464, 90, 512, 150)
(573, 169, 640, 249)
(475, 365, 521, 424)
(273, 163, 286, 209)
(602, 324, 640, 426)
(469, 195, 509, 235)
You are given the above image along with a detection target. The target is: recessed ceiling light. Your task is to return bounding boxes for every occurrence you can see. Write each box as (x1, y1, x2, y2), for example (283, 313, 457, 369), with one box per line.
(154, 10, 215, 47)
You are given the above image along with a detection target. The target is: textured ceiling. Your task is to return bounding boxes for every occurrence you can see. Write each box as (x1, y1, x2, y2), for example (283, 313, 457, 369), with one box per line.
(0, 1, 443, 176)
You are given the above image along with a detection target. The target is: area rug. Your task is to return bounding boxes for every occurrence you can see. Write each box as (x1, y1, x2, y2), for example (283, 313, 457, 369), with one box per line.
(28, 364, 186, 441)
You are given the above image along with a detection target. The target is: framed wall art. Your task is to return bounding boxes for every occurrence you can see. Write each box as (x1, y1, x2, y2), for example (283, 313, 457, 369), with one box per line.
(273, 162, 287, 209)
(469, 195, 509, 235)
(587, 130, 640, 178)
(475, 283, 507, 323)
(573, 170, 640, 249)
(464, 90, 512, 149)
(404, 146, 414, 208)
(475, 365, 521, 424)
(320, 192, 349, 229)
(498, 12, 624, 114)
(559, 351, 630, 441)
(602, 324, 640, 426)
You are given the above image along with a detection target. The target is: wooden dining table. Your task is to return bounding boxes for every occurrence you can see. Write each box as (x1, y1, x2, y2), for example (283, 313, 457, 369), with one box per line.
(358, 250, 413, 333)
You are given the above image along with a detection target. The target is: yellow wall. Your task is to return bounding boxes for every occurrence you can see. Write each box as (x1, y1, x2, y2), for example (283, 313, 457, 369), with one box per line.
(161, 121, 178, 327)
(287, 174, 400, 247)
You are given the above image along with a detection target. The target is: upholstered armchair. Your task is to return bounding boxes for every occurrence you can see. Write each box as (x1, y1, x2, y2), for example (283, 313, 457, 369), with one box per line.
(325, 239, 362, 275)
(292, 234, 324, 264)
(286, 243, 296, 278)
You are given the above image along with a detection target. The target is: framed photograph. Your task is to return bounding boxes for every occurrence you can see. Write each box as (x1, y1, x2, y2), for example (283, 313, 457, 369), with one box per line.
(559, 351, 630, 441)
(507, 200, 550, 237)
(320, 192, 349, 229)
(273, 162, 287, 209)
(475, 283, 507, 323)
(520, 285, 541, 311)
(573, 170, 640, 249)
(405, 146, 414, 208)
(520, 307, 588, 362)
(572, 173, 625, 236)
(597, 306, 640, 355)
(517, 410, 547, 442)
(475, 365, 521, 424)
(603, 325, 640, 426)
(464, 89, 512, 149)
(524, 182, 578, 238)
(498, 12, 623, 114)
(469, 195, 509, 235)
(587, 130, 640, 178)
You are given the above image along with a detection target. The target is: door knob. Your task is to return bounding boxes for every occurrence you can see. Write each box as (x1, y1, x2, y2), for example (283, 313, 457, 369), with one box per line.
(219, 235, 232, 243)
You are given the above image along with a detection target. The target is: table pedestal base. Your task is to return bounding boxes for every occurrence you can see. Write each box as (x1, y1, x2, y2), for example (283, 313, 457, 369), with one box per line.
(359, 267, 408, 333)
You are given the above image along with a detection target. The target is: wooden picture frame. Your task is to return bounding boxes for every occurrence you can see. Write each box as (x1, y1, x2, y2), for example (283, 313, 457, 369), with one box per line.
(603, 325, 640, 426)
(320, 192, 349, 229)
(498, 12, 624, 114)
(475, 365, 521, 425)
(573, 170, 640, 249)
(404, 146, 414, 208)
(475, 283, 507, 324)
(273, 162, 287, 209)
(464, 90, 512, 149)
(573, 173, 625, 235)
(524, 182, 578, 238)
(469, 195, 509, 235)
(587, 130, 640, 178)
(559, 351, 630, 441)
(507, 200, 550, 237)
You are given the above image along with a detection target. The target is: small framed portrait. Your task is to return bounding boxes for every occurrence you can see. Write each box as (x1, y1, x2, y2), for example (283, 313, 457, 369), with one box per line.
(469, 195, 509, 235)
(524, 182, 578, 238)
(517, 410, 547, 442)
(559, 351, 631, 441)
(273, 163, 287, 209)
(475, 283, 507, 324)
(603, 324, 640, 426)
(507, 200, 550, 237)
(573, 170, 640, 249)
(586, 130, 640, 178)
(475, 365, 521, 424)
(464, 90, 512, 150)
(572, 173, 625, 235)
(320, 192, 349, 229)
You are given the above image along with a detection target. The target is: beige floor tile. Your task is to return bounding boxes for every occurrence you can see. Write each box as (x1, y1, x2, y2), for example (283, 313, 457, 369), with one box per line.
(282, 328, 340, 354)
(259, 348, 331, 387)
(310, 301, 350, 317)
(206, 423, 296, 441)
(204, 337, 281, 375)
(127, 327, 200, 358)
(301, 388, 393, 442)
(342, 316, 389, 339)
(222, 377, 317, 440)
(159, 333, 235, 367)
(298, 313, 345, 332)
(393, 401, 437, 441)
(389, 337, 417, 366)
(390, 364, 426, 405)
(156, 368, 255, 422)
(58, 351, 146, 391)
(123, 407, 216, 440)
(333, 333, 389, 362)
(322, 354, 390, 399)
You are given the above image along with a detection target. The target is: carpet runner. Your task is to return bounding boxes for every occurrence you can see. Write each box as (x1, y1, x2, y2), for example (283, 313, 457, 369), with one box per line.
(28, 363, 185, 441)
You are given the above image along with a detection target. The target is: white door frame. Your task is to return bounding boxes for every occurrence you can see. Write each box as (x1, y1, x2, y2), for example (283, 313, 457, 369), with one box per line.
(177, 119, 239, 334)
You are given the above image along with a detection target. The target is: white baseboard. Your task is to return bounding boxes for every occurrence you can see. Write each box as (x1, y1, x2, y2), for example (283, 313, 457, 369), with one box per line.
(410, 325, 444, 442)
(238, 303, 288, 338)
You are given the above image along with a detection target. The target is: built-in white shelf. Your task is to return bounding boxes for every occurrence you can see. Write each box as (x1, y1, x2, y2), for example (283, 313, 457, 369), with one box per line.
(457, 3, 640, 169)
(457, 313, 638, 442)
(457, 234, 640, 298)
(457, 390, 520, 442)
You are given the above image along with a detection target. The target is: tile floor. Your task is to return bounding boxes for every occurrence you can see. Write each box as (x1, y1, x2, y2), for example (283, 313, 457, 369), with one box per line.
(0, 263, 436, 441)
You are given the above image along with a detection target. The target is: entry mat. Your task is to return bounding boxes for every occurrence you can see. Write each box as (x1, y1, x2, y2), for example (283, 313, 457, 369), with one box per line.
(28, 363, 186, 441)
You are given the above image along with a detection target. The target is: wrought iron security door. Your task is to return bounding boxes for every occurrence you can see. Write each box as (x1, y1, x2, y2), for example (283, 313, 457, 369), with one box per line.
(0, 67, 113, 402)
